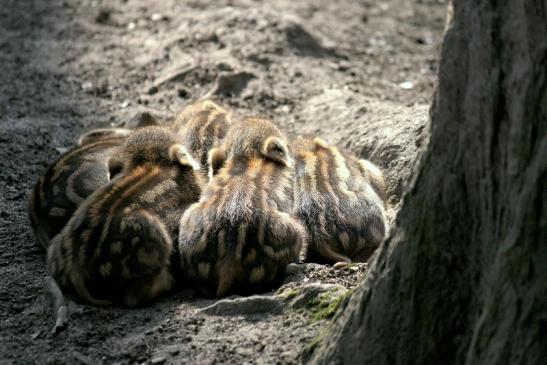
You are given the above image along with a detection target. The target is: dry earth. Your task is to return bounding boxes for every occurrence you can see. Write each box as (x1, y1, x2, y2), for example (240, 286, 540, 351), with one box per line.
(0, 0, 447, 364)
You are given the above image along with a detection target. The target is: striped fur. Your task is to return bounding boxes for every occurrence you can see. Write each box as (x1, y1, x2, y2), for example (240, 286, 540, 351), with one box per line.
(178, 117, 306, 297)
(77, 112, 159, 146)
(291, 137, 388, 264)
(28, 131, 130, 250)
(47, 127, 205, 307)
(169, 100, 232, 173)
(77, 128, 132, 146)
(170, 100, 227, 131)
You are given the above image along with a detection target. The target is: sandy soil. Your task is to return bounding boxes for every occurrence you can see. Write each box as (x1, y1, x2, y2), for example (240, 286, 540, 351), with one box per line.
(0, 0, 447, 363)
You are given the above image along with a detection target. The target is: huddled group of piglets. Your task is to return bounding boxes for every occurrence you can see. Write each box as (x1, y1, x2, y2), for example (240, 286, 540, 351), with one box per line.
(28, 100, 388, 312)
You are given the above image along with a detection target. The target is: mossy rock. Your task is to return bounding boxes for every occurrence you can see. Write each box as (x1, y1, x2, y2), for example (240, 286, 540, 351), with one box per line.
(277, 283, 351, 321)
(277, 287, 300, 300)
(306, 289, 351, 321)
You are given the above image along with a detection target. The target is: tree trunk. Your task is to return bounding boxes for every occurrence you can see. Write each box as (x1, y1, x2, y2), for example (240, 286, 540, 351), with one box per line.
(311, 1, 547, 364)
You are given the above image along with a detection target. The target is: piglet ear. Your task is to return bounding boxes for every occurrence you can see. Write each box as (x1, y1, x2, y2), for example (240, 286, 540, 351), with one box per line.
(134, 112, 158, 128)
(169, 144, 200, 170)
(78, 128, 131, 146)
(207, 147, 226, 181)
(107, 156, 124, 180)
(262, 136, 293, 167)
(312, 137, 330, 151)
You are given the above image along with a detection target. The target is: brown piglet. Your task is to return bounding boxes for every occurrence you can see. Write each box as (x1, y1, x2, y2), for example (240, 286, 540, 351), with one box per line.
(178, 117, 306, 297)
(47, 126, 205, 307)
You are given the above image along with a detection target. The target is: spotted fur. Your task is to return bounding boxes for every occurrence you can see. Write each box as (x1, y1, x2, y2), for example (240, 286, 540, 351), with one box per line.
(47, 127, 205, 307)
(178, 117, 306, 297)
(291, 137, 388, 264)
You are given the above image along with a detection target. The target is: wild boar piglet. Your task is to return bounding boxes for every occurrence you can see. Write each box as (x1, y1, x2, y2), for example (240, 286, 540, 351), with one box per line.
(172, 100, 233, 173)
(47, 126, 204, 307)
(291, 137, 387, 264)
(179, 117, 307, 297)
(29, 128, 131, 250)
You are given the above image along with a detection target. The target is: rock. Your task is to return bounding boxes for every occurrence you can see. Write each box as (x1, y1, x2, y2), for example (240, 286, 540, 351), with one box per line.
(280, 283, 348, 310)
(199, 295, 283, 315)
(333, 262, 349, 270)
(398, 81, 414, 90)
(150, 13, 164, 22)
(81, 81, 93, 91)
(151, 356, 167, 364)
(95, 8, 111, 24)
(209, 71, 256, 97)
(216, 62, 234, 72)
(284, 23, 334, 58)
(285, 263, 301, 275)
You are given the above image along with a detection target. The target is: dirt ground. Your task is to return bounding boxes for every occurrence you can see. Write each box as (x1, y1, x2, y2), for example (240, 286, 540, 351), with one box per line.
(0, 0, 447, 364)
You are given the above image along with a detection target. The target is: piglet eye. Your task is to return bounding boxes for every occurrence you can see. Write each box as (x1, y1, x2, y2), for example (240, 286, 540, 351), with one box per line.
(134, 155, 145, 164)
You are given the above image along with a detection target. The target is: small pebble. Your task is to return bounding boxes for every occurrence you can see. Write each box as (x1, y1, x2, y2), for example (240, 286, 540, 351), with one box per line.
(81, 81, 93, 90)
(151, 356, 166, 364)
(399, 81, 414, 90)
(95, 9, 110, 24)
(216, 62, 233, 72)
(333, 262, 349, 270)
(285, 263, 301, 275)
(151, 13, 163, 22)
(278, 105, 290, 113)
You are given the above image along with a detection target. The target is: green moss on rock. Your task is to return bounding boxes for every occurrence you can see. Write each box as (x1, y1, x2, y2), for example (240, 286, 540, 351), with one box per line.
(306, 288, 352, 321)
(277, 287, 300, 300)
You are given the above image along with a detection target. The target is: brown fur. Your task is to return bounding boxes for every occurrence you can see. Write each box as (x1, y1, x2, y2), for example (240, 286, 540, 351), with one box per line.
(178, 117, 306, 297)
(169, 100, 226, 131)
(290, 137, 388, 264)
(77, 128, 132, 146)
(169, 100, 233, 173)
(47, 126, 205, 306)
(28, 131, 130, 250)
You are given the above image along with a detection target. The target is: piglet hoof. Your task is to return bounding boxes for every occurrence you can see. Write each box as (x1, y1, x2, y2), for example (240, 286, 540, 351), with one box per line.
(44, 276, 68, 335)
